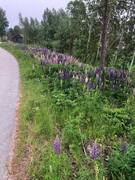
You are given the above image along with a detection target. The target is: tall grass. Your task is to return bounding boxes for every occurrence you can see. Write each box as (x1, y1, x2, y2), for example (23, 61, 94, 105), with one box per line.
(1, 43, 135, 180)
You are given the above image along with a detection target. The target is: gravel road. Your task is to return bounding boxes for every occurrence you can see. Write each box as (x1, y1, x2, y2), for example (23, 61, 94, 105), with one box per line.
(0, 48, 19, 179)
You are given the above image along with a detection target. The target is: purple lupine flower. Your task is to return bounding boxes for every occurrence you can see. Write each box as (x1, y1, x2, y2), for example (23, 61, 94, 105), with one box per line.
(91, 142, 100, 160)
(122, 71, 127, 79)
(27, 47, 79, 65)
(121, 143, 128, 153)
(60, 71, 72, 80)
(95, 67, 102, 76)
(87, 81, 96, 90)
(54, 136, 61, 155)
(108, 68, 116, 79)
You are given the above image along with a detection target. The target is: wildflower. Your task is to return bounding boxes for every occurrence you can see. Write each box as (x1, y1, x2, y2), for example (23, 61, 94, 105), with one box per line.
(91, 142, 100, 160)
(108, 68, 116, 79)
(121, 142, 128, 153)
(60, 71, 72, 80)
(87, 81, 96, 90)
(95, 67, 102, 76)
(54, 135, 61, 155)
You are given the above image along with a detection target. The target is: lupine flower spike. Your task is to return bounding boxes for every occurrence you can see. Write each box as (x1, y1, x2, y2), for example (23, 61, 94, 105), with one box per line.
(121, 142, 128, 153)
(91, 141, 100, 160)
(54, 135, 61, 155)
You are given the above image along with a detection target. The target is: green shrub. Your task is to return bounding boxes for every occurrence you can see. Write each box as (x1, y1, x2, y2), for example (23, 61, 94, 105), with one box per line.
(108, 144, 135, 180)
(29, 147, 72, 180)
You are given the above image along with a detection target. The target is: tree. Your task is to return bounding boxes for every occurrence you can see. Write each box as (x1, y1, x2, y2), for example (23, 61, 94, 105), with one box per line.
(16, 0, 134, 68)
(67, 0, 88, 59)
(19, 13, 40, 44)
(41, 8, 60, 47)
(53, 9, 71, 53)
(108, 0, 135, 67)
(84, 0, 101, 64)
(14, 25, 22, 35)
(100, 0, 111, 67)
(0, 7, 8, 39)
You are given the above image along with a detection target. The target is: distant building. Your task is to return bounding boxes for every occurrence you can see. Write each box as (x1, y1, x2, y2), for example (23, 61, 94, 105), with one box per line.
(10, 34, 23, 43)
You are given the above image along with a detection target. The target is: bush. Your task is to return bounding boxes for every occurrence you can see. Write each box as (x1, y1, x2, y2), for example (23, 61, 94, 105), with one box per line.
(108, 144, 135, 180)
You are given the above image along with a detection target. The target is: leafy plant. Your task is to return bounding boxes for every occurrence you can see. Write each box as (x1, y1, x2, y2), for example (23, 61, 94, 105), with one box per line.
(108, 144, 135, 180)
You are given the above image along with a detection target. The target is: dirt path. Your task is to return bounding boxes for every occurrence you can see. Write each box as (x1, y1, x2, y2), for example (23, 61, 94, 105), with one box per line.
(0, 48, 19, 179)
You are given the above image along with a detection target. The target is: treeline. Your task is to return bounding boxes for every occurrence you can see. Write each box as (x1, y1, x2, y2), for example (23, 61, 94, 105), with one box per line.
(1, 0, 135, 66)
(0, 7, 8, 39)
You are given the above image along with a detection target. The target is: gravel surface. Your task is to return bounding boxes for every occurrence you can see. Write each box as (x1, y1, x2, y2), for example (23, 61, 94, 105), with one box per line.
(0, 48, 19, 180)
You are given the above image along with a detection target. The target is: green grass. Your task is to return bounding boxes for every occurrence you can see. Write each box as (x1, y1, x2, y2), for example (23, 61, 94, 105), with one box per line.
(1, 43, 135, 180)
(0, 43, 72, 179)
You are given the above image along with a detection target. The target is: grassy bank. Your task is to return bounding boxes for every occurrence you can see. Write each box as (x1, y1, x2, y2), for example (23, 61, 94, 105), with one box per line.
(1, 43, 135, 180)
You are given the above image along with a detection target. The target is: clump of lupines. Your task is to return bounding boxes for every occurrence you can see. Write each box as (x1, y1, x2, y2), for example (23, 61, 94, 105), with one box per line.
(26, 47, 130, 92)
(59, 70, 73, 80)
(54, 135, 61, 155)
(26, 47, 79, 65)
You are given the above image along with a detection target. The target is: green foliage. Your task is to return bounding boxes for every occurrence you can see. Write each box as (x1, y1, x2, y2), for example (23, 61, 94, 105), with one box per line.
(29, 147, 72, 180)
(129, 65, 135, 86)
(103, 107, 132, 138)
(1, 43, 135, 180)
(7, 25, 22, 40)
(0, 7, 8, 38)
(19, 14, 40, 44)
(12, 0, 134, 66)
(108, 145, 135, 180)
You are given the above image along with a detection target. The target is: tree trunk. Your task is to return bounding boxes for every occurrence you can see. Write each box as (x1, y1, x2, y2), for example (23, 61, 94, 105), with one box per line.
(129, 51, 135, 73)
(100, 0, 110, 68)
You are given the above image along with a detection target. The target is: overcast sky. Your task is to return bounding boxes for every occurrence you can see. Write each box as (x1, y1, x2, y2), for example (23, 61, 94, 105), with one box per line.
(0, 0, 70, 27)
